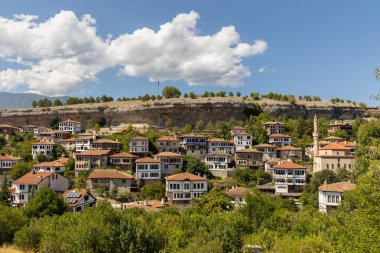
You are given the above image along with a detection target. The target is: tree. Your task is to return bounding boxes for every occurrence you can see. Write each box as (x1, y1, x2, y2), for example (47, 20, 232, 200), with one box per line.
(53, 99, 63, 106)
(0, 205, 28, 245)
(236, 91, 241, 97)
(189, 92, 197, 99)
(0, 175, 11, 205)
(138, 182, 165, 200)
(23, 187, 68, 218)
(162, 86, 181, 99)
(195, 120, 205, 131)
(32, 100, 38, 108)
(182, 155, 212, 178)
(228, 91, 234, 96)
(10, 162, 33, 180)
(193, 187, 233, 214)
(215, 121, 231, 139)
(182, 124, 193, 134)
(184, 93, 189, 98)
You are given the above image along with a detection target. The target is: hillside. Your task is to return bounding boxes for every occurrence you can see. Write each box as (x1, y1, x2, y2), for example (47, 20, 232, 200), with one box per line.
(0, 92, 68, 108)
(0, 97, 377, 128)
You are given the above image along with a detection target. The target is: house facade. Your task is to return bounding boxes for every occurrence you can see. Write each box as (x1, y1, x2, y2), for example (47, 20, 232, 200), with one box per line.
(165, 173, 208, 203)
(233, 133, 253, 151)
(313, 143, 355, 173)
(0, 124, 18, 135)
(262, 121, 285, 135)
(31, 141, 57, 159)
(207, 138, 235, 154)
(327, 121, 353, 137)
(87, 169, 134, 192)
(268, 134, 292, 147)
(129, 136, 149, 157)
(273, 162, 306, 194)
(276, 146, 304, 160)
(157, 136, 181, 153)
(63, 190, 96, 212)
(109, 153, 137, 171)
(179, 135, 208, 155)
(11, 171, 68, 206)
(235, 149, 264, 168)
(204, 152, 232, 179)
(318, 181, 356, 213)
(0, 155, 23, 176)
(253, 144, 278, 161)
(135, 157, 162, 182)
(75, 137, 93, 152)
(74, 150, 111, 172)
(59, 119, 82, 134)
(154, 152, 183, 177)
(33, 158, 69, 174)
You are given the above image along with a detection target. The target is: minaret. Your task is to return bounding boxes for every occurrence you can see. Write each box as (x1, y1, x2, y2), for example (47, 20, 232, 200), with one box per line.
(313, 114, 319, 158)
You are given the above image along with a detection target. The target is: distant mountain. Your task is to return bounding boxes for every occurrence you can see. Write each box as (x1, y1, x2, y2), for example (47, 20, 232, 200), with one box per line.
(0, 92, 69, 109)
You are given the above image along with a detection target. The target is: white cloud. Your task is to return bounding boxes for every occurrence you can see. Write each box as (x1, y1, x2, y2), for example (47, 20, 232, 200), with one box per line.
(258, 66, 268, 73)
(0, 10, 267, 95)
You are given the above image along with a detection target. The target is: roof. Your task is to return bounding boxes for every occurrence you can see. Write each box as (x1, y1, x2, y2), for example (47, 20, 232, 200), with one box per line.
(277, 146, 303, 151)
(253, 144, 278, 148)
(88, 169, 134, 179)
(21, 125, 37, 128)
(130, 136, 148, 140)
(206, 152, 232, 156)
(92, 139, 121, 144)
(135, 157, 161, 163)
(320, 143, 351, 150)
(273, 162, 306, 170)
(231, 126, 246, 130)
(61, 119, 81, 124)
(0, 155, 22, 161)
(262, 121, 284, 125)
(323, 136, 344, 141)
(156, 152, 183, 157)
(63, 189, 96, 207)
(228, 187, 252, 197)
(180, 135, 208, 138)
(208, 138, 230, 142)
(60, 138, 77, 143)
(109, 153, 137, 158)
(337, 141, 357, 147)
(319, 181, 356, 193)
(34, 158, 69, 167)
(157, 136, 180, 141)
(165, 172, 207, 181)
(75, 150, 111, 156)
(0, 124, 17, 129)
(235, 149, 263, 154)
(269, 133, 291, 138)
(32, 141, 57, 145)
(51, 130, 71, 134)
(13, 171, 54, 185)
(233, 133, 252, 136)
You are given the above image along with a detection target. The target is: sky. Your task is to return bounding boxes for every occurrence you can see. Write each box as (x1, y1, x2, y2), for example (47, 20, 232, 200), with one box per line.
(0, 0, 379, 105)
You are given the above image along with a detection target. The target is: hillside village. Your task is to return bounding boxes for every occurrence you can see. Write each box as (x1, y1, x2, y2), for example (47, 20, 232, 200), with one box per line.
(0, 93, 379, 252)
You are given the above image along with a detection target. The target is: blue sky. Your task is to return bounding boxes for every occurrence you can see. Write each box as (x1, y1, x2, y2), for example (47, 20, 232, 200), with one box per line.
(0, 1, 379, 105)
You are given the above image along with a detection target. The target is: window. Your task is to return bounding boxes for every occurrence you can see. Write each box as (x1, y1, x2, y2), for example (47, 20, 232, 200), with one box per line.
(122, 179, 126, 184)
(20, 194, 24, 200)
(328, 195, 331, 202)
(20, 185, 25, 190)
(184, 183, 190, 190)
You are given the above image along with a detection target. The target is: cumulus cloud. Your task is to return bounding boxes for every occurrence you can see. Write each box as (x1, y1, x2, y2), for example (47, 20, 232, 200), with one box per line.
(0, 10, 267, 95)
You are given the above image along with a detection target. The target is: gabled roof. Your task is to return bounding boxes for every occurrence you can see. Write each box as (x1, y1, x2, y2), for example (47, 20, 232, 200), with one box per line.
(277, 146, 303, 151)
(135, 157, 161, 163)
(323, 136, 344, 141)
(273, 162, 306, 170)
(320, 143, 350, 150)
(227, 187, 253, 197)
(21, 125, 37, 128)
(60, 138, 77, 143)
(13, 171, 54, 185)
(0, 155, 23, 161)
(156, 152, 183, 157)
(269, 133, 291, 138)
(157, 136, 180, 141)
(262, 121, 285, 125)
(75, 150, 111, 156)
(233, 133, 252, 136)
(88, 169, 134, 179)
(231, 126, 246, 130)
(337, 141, 357, 147)
(32, 141, 57, 145)
(109, 153, 137, 158)
(235, 149, 263, 154)
(0, 124, 18, 129)
(63, 189, 96, 207)
(253, 144, 278, 148)
(34, 158, 69, 168)
(319, 181, 356, 193)
(130, 136, 148, 140)
(180, 134, 207, 138)
(206, 152, 232, 157)
(92, 139, 120, 144)
(165, 172, 207, 181)
(60, 119, 81, 124)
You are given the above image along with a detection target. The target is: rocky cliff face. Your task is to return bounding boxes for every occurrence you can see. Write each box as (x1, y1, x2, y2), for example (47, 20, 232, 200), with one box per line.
(0, 98, 375, 128)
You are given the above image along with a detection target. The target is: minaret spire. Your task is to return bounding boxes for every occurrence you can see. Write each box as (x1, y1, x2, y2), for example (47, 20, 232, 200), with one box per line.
(313, 114, 319, 158)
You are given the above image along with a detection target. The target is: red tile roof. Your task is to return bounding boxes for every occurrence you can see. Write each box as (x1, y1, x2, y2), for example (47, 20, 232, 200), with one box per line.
(32, 141, 57, 145)
(60, 138, 77, 142)
(319, 181, 356, 192)
(135, 157, 161, 163)
(13, 171, 54, 185)
(253, 144, 278, 148)
(0, 155, 22, 161)
(75, 150, 111, 156)
(156, 152, 183, 157)
(235, 149, 263, 154)
(337, 141, 357, 147)
(34, 158, 69, 167)
(157, 136, 180, 141)
(262, 121, 285, 125)
(61, 119, 81, 124)
(269, 133, 291, 138)
(206, 152, 232, 156)
(0, 124, 17, 129)
(130, 136, 149, 140)
(92, 139, 120, 144)
(277, 146, 303, 151)
(88, 169, 134, 179)
(227, 187, 253, 197)
(320, 143, 350, 150)
(273, 162, 306, 170)
(165, 172, 207, 181)
(109, 153, 137, 158)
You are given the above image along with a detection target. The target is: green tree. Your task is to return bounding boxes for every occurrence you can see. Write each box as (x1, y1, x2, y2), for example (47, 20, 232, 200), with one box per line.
(138, 182, 165, 200)
(32, 100, 38, 108)
(10, 161, 34, 180)
(189, 92, 197, 99)
(236, 91, 241, 97)
(162, 86, 181, 99)
(195, 120, 205, 131)
(0, 175, 11, 205)
(23, 187, 69, 218)
(182, 155, 212, 178)
(193, 188, 233, 214)
(53, 99, 63, 106)
(0, 205, 28, 245)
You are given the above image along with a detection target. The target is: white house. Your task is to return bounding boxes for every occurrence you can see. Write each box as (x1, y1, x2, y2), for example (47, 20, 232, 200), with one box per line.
(252, 144, 278, 161)
(75, 137, 93, 152)
(135, 157, 161, 182)
(11, 171, 68, 207)
(0, 155, 23, 176)
(33, 158, 69, 174)
(262, 121, 286, 135)
(318, 181, 356, 213)
(268, 134, 292, 147)
(59, 119, 82, 134)
(129, 136, 149, 157)
(273, 162, 306, 195)
(157, 136, 181, 153)
(32, 141, 57, 159)
(230, 126, 247, 136)
(204, 152, 232, 179)
(179, 135, 208, 155)
(207, 138, 235, 154)
(227, 186, 253, 205)
(154, 152, 183, 177)
(233, 133, 253, 151)
(165, 172, 208, 203)
(63, 190, 96, 212)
